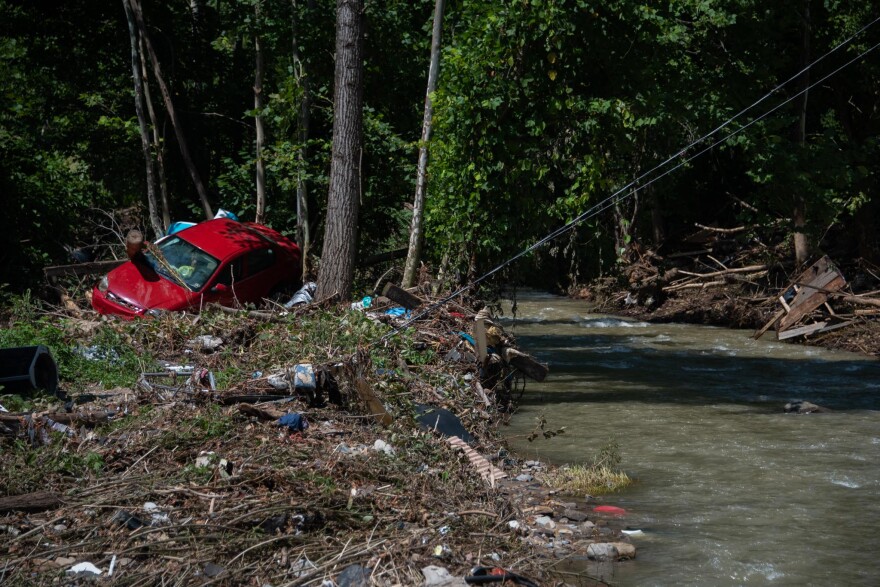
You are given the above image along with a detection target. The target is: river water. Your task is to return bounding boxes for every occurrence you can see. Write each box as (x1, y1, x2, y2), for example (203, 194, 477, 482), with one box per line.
(500, 293, 880, 586)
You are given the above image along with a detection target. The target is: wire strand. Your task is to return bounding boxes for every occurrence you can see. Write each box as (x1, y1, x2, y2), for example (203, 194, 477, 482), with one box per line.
(380, 19, 880, 340)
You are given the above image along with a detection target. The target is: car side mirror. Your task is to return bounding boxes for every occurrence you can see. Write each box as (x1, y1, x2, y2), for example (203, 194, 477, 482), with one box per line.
(211, 283, 230, 293)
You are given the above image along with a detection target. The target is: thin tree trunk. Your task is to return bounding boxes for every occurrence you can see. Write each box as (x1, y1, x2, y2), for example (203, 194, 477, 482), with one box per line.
(129, 0, 213, 220)
(291, 0, 311, 277)
(139, 36, 170, 230)
(402, 0, 445, 288)
(793, 0, 810, 266)
(254, 1, 267, 224)
(122, 0, 162, 239)
(315, 0, 364, 301)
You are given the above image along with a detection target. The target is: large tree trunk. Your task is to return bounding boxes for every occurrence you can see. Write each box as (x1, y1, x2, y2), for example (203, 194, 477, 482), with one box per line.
(793, 0, 811, 267)
(122, 0, 162, 239)
(291, 0, 312, 277)
(254, 1, 267, 224)
(129, 0, 213, 220)
(402, 0, 445, 288)
(139, 37, 171, 230)
(315, 0, 365, 301)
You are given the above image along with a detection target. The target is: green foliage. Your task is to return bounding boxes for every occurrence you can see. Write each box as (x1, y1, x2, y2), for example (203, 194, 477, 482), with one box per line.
(0, 293, 148, 391)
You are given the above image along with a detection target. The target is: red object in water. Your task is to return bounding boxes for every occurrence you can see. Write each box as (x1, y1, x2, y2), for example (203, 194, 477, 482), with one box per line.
(593, 505, 627, 516)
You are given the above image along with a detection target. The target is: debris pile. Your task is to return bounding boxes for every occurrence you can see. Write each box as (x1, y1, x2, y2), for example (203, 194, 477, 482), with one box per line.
(0, 285, 632, 585)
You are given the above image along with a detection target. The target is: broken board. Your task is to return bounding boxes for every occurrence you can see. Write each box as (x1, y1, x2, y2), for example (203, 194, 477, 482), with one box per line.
(777, 256, 846, 333)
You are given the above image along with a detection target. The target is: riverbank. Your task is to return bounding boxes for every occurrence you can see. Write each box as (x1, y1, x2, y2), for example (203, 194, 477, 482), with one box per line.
(572, 241, 880, 358)
(0, 293, 633, 586)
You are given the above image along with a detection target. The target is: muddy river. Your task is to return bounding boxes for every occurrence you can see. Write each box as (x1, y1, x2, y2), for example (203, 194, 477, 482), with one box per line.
(501, 293, 880, 586)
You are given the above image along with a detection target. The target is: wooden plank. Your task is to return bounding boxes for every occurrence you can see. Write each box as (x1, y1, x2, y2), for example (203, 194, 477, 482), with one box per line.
(381, 282, 424, 310)
(754, 308, 785, 340)
(43, 259, 126, 280)
(446, 436, 507, 487)
(354, 377, 393, 426)
(359, 247, 407, 267)
(473, 317, 488, 362)
(778, 256, 846, 332)
(777, 321, 828, 340)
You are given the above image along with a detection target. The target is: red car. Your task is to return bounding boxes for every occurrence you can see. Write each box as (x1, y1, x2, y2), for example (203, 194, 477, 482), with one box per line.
(92, 218, 302, 318)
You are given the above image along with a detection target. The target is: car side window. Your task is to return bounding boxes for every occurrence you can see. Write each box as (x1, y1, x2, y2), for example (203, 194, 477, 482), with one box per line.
(246, 248, 275, 276)
(214, 259, 243, 286)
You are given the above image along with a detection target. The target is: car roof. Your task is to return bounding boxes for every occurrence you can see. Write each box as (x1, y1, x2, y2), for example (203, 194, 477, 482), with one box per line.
(175, 218, 278, 261)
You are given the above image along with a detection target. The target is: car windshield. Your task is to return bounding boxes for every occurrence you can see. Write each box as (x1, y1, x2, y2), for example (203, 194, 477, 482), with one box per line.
(144, 236, 220, 291)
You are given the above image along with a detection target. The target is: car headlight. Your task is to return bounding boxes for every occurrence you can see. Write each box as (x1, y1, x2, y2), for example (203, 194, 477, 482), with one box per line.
(97, 275, 109, 292)
(146, 308, 166, 318)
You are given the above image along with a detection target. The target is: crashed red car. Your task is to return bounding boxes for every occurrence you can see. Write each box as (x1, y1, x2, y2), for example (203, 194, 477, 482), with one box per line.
(92, 218, 302, 319)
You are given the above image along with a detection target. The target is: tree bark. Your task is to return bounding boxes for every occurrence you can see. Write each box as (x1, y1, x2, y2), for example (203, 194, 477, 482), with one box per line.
(122, 0, 163, 239)
(129, 0, 213, 220)
(254, 0, 267, 224)
(402, 0, 445, 288)
(315, 0, 365, 301)
(139, 36, 171, 230)
(793, 0, 810, 267)
(291, 0, 312, 277)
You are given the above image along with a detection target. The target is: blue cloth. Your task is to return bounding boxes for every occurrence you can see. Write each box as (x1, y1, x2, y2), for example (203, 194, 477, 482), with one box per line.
(277, 412, 309, 432)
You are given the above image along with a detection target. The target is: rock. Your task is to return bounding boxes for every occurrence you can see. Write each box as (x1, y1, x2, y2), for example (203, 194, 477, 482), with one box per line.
(515, 474, 534, 482)
(336, 564, 372, 587)
(784, 400, 831, 414)
(421, 565, 468, 586)
(579, 520, 596, 534)
(562, 509, 588, 522)
(586, 543, 618, 561)
(534, 515, 556, 530)
(203, 562, 225, 578)
(611, 542, 637, 559)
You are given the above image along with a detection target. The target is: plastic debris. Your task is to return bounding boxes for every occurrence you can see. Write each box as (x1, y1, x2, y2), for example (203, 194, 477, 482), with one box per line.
(372, 439, 396, 456)
(67, 562, 102, 577)
(112, 510, 145, 530)
(277, 413, 309, 432)
(293, 364, 316, 394)
(285, 282, 317, 309)
(186, 335, 224, 352)
(336, 563, 372, 587)
(351, 296, 372, 311)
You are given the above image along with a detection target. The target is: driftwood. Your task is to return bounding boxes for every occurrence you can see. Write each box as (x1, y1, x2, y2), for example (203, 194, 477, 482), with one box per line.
(501, 347, 548, 382)
(381, 283, 424, 310)
(778, 257, 846, 332)
(693, 223, 747, 234)
(0, 491, 64, 513)
(353, 377, 393, 426)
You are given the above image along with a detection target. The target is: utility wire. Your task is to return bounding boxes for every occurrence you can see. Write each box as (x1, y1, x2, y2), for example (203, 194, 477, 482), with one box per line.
(380, 19, 880, 340)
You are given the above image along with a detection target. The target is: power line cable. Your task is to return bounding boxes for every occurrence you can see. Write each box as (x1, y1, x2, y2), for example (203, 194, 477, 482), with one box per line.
(380, 19, 880, 340)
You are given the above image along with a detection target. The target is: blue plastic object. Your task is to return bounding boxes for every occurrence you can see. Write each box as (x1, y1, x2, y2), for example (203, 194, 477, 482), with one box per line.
(167, 221, 197, 235)
(277, 412, 309, 432)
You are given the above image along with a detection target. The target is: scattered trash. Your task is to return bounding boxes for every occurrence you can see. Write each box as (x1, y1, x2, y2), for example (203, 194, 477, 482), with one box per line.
(351, 296, 373, 311)
(372, 439, 396, 456)
(415, 404, 474, 443)
(422, 565, 467, 587)
(67, 562, 102, 577)
(186, 335, 224, 352)
(0, 345, 59, 397)
(143, 502, 169, 524)
(466, 566, 540, 587)
(112, 510, 144, 530)
(285, 282, 317, 309)
(593, 505, 627, 516)
(621, 529, 645, 537)
(277, 413, 309, 432)
(433, 544, 451, 558)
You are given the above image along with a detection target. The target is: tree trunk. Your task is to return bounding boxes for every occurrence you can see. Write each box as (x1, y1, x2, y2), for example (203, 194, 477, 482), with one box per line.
(122, 0, 163, 240)
(139, 37, 171, 230)
(254, 1, 267, 224)
(129, 0, 213, 220)
(291, 0, 312, 277)
(402, 0, 445, 288)
(793, 0, 810, 267)
(315, 0, 365, 302)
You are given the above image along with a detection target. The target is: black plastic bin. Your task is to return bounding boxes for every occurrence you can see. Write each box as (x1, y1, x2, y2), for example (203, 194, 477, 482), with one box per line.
(0, 345, 59, 396)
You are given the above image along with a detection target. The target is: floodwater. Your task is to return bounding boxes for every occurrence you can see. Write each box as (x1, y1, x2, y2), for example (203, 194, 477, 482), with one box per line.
(500, 292, 880, 586)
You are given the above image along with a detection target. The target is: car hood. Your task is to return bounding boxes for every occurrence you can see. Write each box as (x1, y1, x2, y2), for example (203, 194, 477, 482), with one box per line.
(106, 260, 195, 311)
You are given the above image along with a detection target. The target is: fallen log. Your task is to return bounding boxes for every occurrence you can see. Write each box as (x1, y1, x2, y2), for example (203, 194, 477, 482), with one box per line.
(676, 264, 767, 279)
(0, 491, 64, 513)
(43, 259, 126, 281)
